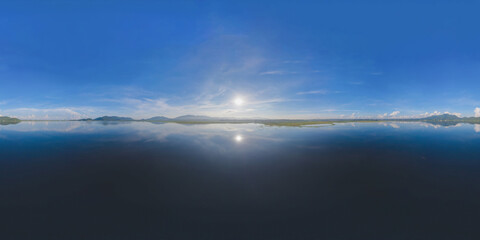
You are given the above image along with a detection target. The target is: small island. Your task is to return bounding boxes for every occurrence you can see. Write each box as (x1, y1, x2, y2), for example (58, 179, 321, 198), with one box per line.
(0, 116, 21, 125)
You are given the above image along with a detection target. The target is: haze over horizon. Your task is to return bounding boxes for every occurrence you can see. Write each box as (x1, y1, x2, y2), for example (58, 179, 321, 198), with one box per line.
(1, 1, 480, 120)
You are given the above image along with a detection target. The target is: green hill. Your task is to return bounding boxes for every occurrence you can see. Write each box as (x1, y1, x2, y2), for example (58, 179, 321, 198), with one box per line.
(94, 116, 134, 121)
(0, 116, 21, 125)
(145, 116, 171, 121)
(423, 114, 460, 121)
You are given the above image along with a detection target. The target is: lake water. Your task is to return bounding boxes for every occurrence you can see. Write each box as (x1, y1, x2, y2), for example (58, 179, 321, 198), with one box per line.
(1, 121, 480, 239)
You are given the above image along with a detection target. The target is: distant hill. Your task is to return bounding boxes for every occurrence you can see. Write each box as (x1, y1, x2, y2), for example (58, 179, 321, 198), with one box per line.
(460, 117, 480, 123)
(464, 117, 480, 121)
(94, 116, 134, 121)
(0, 116, 21, 125)
(145, 116, 171, 121)
(173, 115, 217, 121)
(417, 114, 480, 124)
(423, 114, 460, 121)
(68, 113, 480, 126)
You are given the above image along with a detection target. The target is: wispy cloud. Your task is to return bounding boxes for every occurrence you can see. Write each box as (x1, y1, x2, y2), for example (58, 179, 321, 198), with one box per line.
(376, 111, 400, 119)
(393, 111, 463, 119)
(283, 60, 304, 64)
(377, 113, 388, 118)
(348, 81, 364, 85)
(389, 111, 400, 117)
(2, 107, 93, 120)
(249, 98, 292, 105)
(296, 90, 327, 95)
(259, 70, 288, 75)
(475, 107, 480, 117)
(425, 111, 461, 117)
(95, 95, 297, 119)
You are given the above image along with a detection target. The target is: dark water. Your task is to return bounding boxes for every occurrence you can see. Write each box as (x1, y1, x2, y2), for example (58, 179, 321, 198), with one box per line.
(1, 121, 480, 240)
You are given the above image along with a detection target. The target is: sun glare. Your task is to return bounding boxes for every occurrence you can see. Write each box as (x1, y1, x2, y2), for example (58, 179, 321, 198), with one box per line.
(235, 135, 243, 142)
(234, 98, 244, 106)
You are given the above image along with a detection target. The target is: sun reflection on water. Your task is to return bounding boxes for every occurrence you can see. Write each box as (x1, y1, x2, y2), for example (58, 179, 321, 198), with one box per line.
(234, 134, 243, 142)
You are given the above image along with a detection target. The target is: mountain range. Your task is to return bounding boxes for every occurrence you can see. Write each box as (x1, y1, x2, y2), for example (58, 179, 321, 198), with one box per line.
(1, 114, 478, 126)
(423, 114, 461, 121)
(88, 113, 479, 122)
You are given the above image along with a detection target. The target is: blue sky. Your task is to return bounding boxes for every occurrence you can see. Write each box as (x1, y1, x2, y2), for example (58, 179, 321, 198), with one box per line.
(1, 0, 480, 120)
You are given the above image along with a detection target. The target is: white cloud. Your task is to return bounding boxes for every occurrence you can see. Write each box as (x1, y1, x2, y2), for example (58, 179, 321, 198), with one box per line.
(2, 108, 92, 120)
(419, 111, 441, 117)
(389, 111, 400, 117)
(348, 81, 364, 85)
(475, 107, 480, 117)
(377, 113, 388, 119)
(445, 112, 462, 117)
(397, 111, 462, 119)
(259, 70, 299, 75)
(259, 70, 287, 75)
(98, 95, 295, 119)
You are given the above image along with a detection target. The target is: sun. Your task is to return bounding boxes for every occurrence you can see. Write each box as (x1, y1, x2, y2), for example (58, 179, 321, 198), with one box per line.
(235, 135, 243, 142)
(234, 97, 244, 106)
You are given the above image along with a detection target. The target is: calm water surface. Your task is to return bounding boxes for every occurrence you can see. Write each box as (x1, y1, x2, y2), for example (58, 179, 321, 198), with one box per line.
(1, 121, 480, 239)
